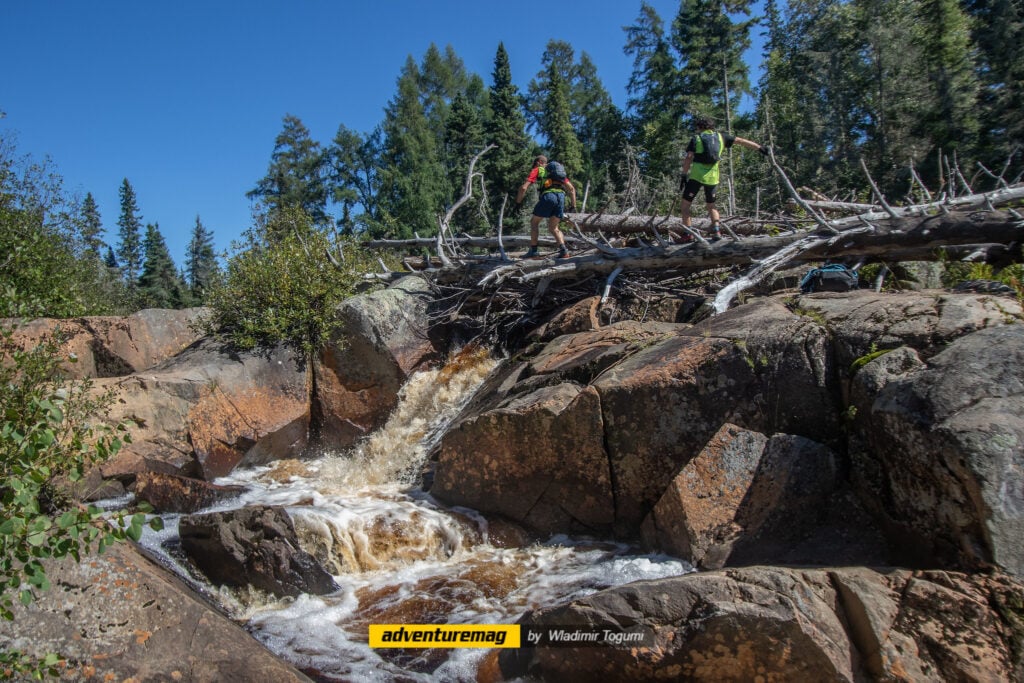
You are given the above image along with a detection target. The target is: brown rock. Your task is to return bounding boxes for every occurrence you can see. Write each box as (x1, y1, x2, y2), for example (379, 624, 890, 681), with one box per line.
(4, 308, 207, 379)
(179, 506, 337, 598)
(134, 472, 247, 513)
(641, 424, 768, 568)
(432, 383, 613, 534)
(500, 565, 1024, 683)
(314, 276, 440, 449)
(0, 542, 311, 682)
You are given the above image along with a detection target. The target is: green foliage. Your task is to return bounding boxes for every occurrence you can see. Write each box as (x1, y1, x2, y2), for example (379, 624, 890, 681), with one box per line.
(0, 320, 161, 676)
(851, 343, 894, 374)
(138, 222, 187, 309)
(941, 261, 1024, 300)
(248, 115, 329, 227)
(116, 178, 144, 287)
(483, 43, 532, 215)
(199, 207, 382, 356)
(0, 134, 129, 318)
(185, 215, 220, 303)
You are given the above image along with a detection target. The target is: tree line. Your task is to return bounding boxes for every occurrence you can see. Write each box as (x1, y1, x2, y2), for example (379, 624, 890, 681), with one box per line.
(0, 130, 221, 317)
(248, 0, 1021, 242)
(3, 0, 1019, 318)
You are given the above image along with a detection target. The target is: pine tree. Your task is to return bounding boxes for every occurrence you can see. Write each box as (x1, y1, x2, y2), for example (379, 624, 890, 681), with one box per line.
(138, 222, 184, 309)
(672, 0, 755, 123)
(248, 114, 328, 229)
(914, 0, 979, 153)
(185, 215, 218, 302)
(483, 43, 532, 218)
(116, 178, 143, 288)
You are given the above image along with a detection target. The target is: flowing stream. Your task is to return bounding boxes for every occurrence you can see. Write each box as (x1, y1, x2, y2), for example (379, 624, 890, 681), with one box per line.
(136, 349, 691, 682)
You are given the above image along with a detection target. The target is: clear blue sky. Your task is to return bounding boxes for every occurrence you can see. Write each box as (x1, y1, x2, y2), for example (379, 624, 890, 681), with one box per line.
(2, 1, 764, 268)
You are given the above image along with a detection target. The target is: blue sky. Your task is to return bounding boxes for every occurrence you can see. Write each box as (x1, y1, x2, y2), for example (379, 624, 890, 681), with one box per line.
(2, 1, 764, 267)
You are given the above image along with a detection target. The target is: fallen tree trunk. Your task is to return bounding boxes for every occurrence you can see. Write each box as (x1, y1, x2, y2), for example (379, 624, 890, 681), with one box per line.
(479, 209, 1023, 285)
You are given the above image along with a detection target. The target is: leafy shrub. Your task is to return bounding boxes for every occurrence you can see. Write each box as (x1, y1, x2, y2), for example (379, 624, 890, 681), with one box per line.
(198, 207, 390, 356)
(0, 320, 160, 676)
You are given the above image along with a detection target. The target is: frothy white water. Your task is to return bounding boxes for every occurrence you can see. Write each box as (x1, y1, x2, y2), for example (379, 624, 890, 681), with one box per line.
(138, 348, 693, 682)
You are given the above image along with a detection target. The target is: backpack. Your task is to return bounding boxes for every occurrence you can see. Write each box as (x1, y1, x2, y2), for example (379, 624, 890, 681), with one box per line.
(799, 264, 860, 293)
(693, 132, 722, 164)
(544, 160, 567, 185)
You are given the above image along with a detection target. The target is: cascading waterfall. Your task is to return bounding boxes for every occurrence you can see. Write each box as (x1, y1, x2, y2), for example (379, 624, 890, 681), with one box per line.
(138, 347, 691, 682)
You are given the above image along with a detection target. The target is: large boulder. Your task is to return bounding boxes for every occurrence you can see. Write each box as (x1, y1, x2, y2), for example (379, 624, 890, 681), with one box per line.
(640, 424, 878, 569)
(434, 301, 841, 538)
(179, 506, 338, 598)
(793, 289, 1022, 369)
(4, 308, 208, 378)
(499, 566, 1024, 683)
(851, 323, 1024, 576)
(314, 276, 441, 449)
(97, 337, 309, 483)
(0, 542, 311, 682)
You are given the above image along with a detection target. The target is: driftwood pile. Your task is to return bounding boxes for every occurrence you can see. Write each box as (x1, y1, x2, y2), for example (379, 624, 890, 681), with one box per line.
(361, 145, 1024, 343)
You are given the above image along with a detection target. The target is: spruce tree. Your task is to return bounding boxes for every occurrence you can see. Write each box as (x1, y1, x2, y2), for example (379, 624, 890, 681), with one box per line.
(624, 2, 684, 179)
(378, 55, 449, 239)
(541, 65, 585, 178)
(185, 215, 218, 302)
(138, 222, 184, 309)
(116, 178, 143, 289)
(483, 43, 532, 218)
(444, 91, 488, 232)
(327, 125, 383, 234)
(248, 114, 328, 229)
(79, 192, 104, 258)
(967, 0, 1024, 165)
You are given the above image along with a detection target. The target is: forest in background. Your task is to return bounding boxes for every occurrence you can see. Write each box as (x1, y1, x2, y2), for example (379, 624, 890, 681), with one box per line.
(1, 0, 1021, 319)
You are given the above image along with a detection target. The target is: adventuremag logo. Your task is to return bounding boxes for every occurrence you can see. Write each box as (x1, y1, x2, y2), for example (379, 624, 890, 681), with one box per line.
(369, 624, 519, 648)
(369, 624, 656, 649)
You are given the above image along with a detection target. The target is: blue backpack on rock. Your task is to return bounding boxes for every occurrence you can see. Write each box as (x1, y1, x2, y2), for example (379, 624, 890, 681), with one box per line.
(800, 264, 860, 293)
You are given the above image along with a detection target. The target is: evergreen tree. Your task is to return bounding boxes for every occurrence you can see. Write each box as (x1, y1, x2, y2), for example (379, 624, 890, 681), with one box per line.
(185, 215, 218, 302)
(914, 0, 979, 155)
(116, 178, 143, 289)
(327, 125, 383, 234)
(377, 55, 449, 239)
(79, 192, 104, 258)
(967, 0, 1024, 165)
(483, 43, 532, 218)
(624, 2, 684, 179)
(248, 114, 328, 229)
(672, 0, 756, 123)
(541, 64, 585, 178)
(104, 246, 118, 270)
(138, 222, 184, 308)
(444, 91, 488, 232)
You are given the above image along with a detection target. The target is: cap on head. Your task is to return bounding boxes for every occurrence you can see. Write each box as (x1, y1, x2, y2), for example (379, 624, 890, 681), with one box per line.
(535, 154, 548, 166)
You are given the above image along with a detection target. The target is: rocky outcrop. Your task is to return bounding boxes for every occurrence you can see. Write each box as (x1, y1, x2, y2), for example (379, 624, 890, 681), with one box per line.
(5, 307, 208, 378)
(433, 290, 1024, 580)
(499, 565, 1024, 683)
(850, 323, 1024, 575)
(0, 542, 311, 682)
(314, 276, 442, 448)
(96, 338, 309, 483)
(179, 506, 338, 598)
(640, 424, 879, 569)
